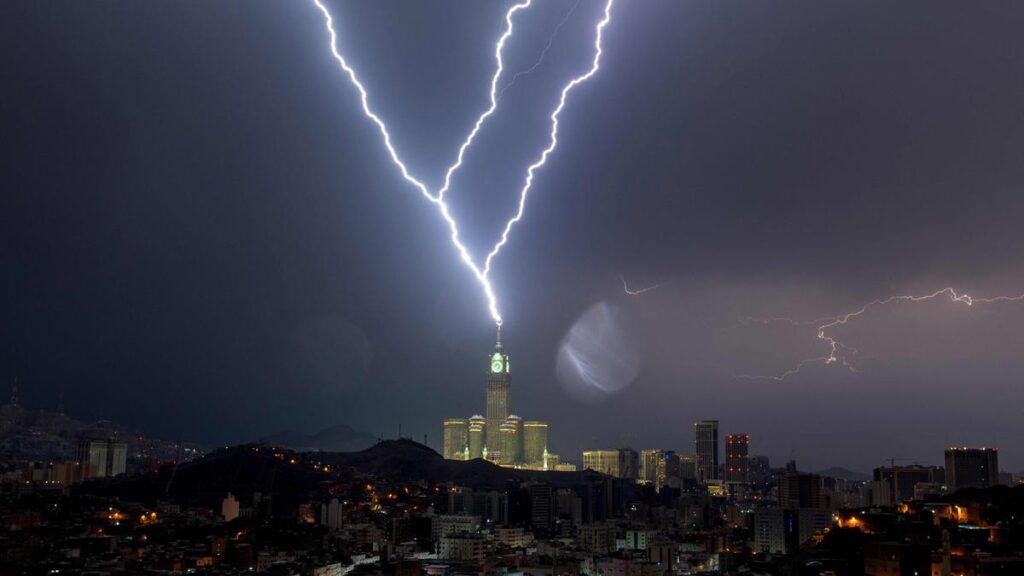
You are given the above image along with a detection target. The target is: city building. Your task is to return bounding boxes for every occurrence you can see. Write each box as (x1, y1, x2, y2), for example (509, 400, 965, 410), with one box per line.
(872, 464, 944, 503)
(945, 447, 999, 491)
(583, 449, 638, 479)
(438, 534, 486, 561)
(678, 453, 698, 480)
(320, 498, 343, 531)
(443, 419, 468, 460)
(485, 325, 511, 451)
(441, 326, 549, 466)
(467, 415, 486, 459)
(499, 415, 523, 465)
(640, 449, 679, 489)
(754, 507, 799, 554)
(694, 420, 719, 482)
(724, 433, 749, 484)
(222, 493, 240, 522)
(77, 439, 127, 478)
(579, 522, 618, 554)
(522, 421, 548, 465)
(779, 460, 826, 509)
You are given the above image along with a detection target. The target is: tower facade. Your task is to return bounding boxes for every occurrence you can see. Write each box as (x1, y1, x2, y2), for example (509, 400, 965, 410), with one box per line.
(523, 421, 549, 465)
(443, 419, 469, 460)
(725, 433, 750, 483)
(945, 447, 999, 491)
(695, 420, 720, 482)
(485, 325, 511, 450)
(442, 325, 553, 467)
(467, 415, 486, 459)
(499, 415, 523, 465)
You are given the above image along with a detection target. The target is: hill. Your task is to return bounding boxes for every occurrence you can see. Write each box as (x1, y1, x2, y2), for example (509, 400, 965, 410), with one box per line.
(259, 424, 376, 453)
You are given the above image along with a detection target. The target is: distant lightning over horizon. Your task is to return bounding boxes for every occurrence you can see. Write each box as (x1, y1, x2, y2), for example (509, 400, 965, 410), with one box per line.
(736, 287, 1024, 381)
(620, 275, 665, 296)
(310, 0, 615, 325)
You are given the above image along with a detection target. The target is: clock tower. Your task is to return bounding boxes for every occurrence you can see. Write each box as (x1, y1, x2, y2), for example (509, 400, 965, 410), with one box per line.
(485, 324, 511, 451)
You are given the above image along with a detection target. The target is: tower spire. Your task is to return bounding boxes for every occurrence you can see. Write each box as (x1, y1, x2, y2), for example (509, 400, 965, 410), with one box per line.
(496, 322, 503, 350)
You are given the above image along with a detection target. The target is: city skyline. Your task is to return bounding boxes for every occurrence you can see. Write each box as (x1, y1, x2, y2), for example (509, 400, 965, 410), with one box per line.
(4, 1, 1024, 473)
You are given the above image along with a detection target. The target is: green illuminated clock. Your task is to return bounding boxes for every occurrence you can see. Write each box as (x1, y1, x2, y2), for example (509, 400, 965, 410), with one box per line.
(491, 354, 504, 373)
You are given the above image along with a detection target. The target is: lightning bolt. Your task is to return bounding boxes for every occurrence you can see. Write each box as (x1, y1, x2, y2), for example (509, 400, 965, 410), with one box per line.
(310, 0, 616, 325)
(484, 0, 615, 276)
(620, 275, 665, 296)
(498, 0, 583, 98)
(736, 287, 1024, 381)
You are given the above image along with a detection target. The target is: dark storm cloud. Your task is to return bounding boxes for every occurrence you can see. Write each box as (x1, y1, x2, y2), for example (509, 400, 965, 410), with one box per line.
(3, 1, 1024, 472)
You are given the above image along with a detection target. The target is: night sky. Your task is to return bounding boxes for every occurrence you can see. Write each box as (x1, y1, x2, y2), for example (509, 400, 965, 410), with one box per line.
(4, 1, 1024, 472)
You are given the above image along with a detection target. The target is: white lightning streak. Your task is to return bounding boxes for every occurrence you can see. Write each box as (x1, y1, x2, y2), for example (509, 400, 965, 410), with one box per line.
(736, 287, 1024, 381)
(498, 0, 582, 98)
(484, 0, 615, 276)
(311, 0, 616, 325)
(437, 0, 533, 201)
(620, 275, 665, 296)
(310, 0, 533, 324)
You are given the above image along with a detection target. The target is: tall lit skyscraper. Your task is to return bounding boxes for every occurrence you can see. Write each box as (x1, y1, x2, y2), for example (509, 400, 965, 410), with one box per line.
(523, 421, 548, 465)
(641, 449, 679, 489)
(945, 447, 999, 491)
(695, 420, 719, 482)
(443, 419, 469, 460)
(442, 325, 549, 466)
(485, 325, 511, 450)
(499, 415, 523, 465)
(467, 415, 486, 459)
(725, 433, 750, 483)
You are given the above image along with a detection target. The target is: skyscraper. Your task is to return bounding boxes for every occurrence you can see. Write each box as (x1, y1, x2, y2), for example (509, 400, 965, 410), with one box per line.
(640, 449, 679, 489)
(779, 460, 825, 509)
(485, 325, 511, 450)
(725, 432, 750, 484)
(442, 325, 549, 466)
(443, 419, 469, 460)
(499, 415, 523, 465)
(467, 415, 486, 459)
(945, 447, 999, 491)
(582, 449, 639, 479)
(695, 420, 719, 482)
(77, 440, 127, 478)
(523, 421, 548, 465)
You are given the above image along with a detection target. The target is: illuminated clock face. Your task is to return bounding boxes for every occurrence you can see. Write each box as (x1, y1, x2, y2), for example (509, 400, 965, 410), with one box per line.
(491, 359, 504, 373)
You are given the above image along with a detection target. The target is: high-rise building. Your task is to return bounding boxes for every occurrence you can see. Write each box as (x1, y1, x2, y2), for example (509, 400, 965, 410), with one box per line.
(945, 447, 998, 491)
(695, 420, 719, 482)
(873, 465, 944, 503)
(640, 449, 679, 489)
(779, 460, 825, 509)
(499, 415, 523, 465)
(725, 433, 750, 484)
(640, 450, 661, 485)
(754, 507, 799, 554)
(523, 421, 548, 465)
(320, 498, 343, 531)
(467, 415, 486, 459)
(678, 454, 698, 480)
(442, 325, 549, 466)
(582, 449, 639, 479)
(443, 419, 469, 460)
(485, 326, 511, 450)
(77, 439, 127, 478)
(222, 492, 240, 522)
